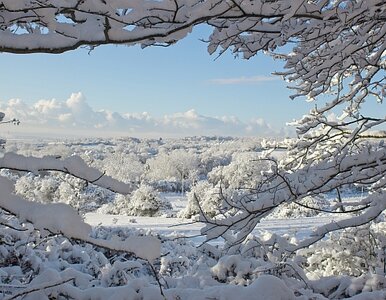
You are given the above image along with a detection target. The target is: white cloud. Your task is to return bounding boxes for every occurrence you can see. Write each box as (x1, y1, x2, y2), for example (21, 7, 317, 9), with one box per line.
(209, 75, 278, 85)
(0, 93, 287, 138)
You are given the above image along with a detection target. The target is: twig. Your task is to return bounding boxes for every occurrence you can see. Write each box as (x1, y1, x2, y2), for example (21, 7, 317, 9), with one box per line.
(4, 277, 75, 300)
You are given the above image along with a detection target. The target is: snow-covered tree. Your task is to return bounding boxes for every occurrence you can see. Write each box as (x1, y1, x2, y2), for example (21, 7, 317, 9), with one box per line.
(145, 149, 199, 193)
(100, 184, 170, 217)
(179, 181, 223, 219)
(129, 184, 170, 217)
(208, 152, 271, 190)
(95, 151, 145, 184)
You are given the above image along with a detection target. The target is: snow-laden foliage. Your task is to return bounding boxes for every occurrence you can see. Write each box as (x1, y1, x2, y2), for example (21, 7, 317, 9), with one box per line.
(99, 184, 171, 217)
(208, 152, 271, 189)
(93, 151, 144, 184)
(0, 211, 161, 299)
(178, 181, 223, 219)
(145, 149, 199, 193)
(129, 184, 170, 217)
(297, 222, 386, 278)
(14, 173, 113, 213)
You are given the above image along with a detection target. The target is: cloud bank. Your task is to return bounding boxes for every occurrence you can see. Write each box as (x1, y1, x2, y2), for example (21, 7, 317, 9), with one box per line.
(0, 92, 288, 138)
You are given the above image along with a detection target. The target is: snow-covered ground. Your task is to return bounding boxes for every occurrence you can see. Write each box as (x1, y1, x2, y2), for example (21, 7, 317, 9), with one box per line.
(84, 212, 347, 245)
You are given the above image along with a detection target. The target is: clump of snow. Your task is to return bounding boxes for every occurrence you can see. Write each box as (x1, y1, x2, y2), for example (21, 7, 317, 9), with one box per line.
(0, 176, 92, 238)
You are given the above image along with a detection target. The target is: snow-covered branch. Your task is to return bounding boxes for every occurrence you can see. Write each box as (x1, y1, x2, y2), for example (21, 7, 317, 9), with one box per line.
(2, 1, 385, 132)
(0, 176, 160, 261)
(287, 190, 386, 253)
(0, 152, 134, 194)
(202, 140, 386, 247)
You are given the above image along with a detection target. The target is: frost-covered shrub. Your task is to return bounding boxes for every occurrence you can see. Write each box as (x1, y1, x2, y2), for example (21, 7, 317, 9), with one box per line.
(178, 181, 223, 219)
(15, 173, 113, 213)
(211, 255, 256, 285)
(15, 174, 60, 203)
(145, 149, 200, 193)
(94, 152, 144, 184)
(160, 238, 201, 278)
(129, 184, 170, 217)
(208, 152, 271, 190)
(98, 194, 132, 215)
(0, 211, 158, 297)
(100, 184, 171, 217)
(266, 196, 329, 219)
(296, 222, 386, 278)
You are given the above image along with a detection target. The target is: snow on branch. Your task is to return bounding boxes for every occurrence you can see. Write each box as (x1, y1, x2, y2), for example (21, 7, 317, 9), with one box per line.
(0, 152, 134, 194)
(1, 1, 385, 126)
(286, 190, 386, 253)
(0, 176, 160, 261)
(0, 152, 161, 260)
(202, 142, 386, 247)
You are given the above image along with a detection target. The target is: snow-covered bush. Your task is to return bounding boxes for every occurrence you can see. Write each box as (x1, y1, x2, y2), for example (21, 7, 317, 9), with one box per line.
(297, 222, 386, 278)
(129, 184, 161, 216)
(160, 237, 201, 278)
(98, 194, 132, 215)
(208, 152, 271, 189)
(145, 149, 200, 193)
(178, 181, 223, 219)
(15, 173, 113, 213)
(0, 210, 160, 298)
(100, 184, 171, 217)
(94, 151, 144, 184)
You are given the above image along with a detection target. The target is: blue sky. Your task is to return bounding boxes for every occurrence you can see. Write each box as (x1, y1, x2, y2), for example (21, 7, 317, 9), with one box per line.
(0, 25, 314, 138)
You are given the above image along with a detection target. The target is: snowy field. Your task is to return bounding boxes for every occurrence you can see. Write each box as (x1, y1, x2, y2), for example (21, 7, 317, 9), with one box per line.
(84, 211, 347, 246)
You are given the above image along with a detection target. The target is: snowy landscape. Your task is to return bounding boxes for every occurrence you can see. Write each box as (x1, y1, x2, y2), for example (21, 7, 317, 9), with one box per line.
(0, 136, 385, 299)
(1, 0, 386, 299)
